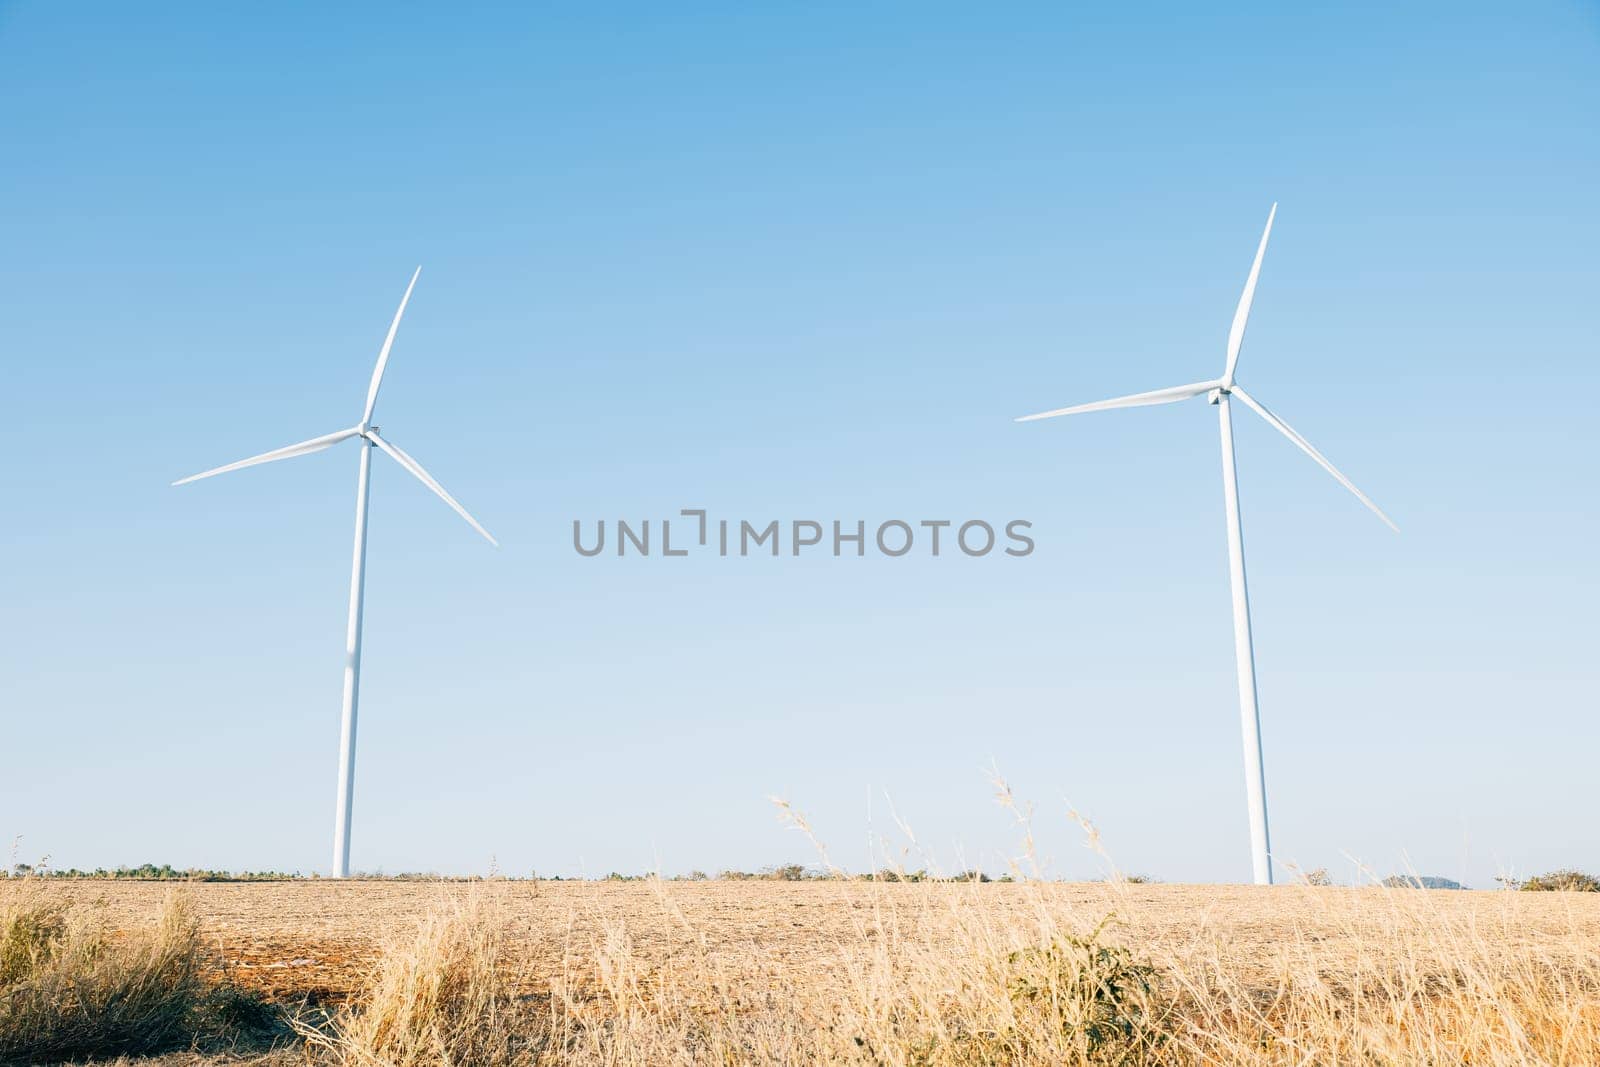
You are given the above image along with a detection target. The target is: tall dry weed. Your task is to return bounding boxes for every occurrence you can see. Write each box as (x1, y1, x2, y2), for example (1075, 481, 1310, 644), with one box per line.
(0, 879, 210, 1061)
(296, 889, 543, 1067)
(1159, 882, 1600, 1064)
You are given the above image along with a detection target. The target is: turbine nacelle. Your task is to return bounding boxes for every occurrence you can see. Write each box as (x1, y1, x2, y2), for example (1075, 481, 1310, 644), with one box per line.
(1014, 204, 1395, 533)
(172, 269, 498, 548)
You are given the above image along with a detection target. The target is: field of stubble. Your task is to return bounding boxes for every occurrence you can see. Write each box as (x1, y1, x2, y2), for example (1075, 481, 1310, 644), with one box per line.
(54, 879, 1521, 1001)
(23, 878, 1600, 1065)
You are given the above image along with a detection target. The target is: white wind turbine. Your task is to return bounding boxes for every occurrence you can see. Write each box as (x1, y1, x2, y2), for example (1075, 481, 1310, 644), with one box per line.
(1017, 206, 1395, 885)
(174, 267, 497, 878)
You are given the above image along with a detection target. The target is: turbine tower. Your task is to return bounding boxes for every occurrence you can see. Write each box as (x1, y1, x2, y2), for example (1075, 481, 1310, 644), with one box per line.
(174, 267, 497, 878)
(1017, 206, 1395, 885)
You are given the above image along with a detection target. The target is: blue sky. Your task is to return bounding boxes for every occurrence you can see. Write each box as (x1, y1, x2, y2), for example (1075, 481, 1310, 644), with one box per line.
(1, 2, 1595, 884)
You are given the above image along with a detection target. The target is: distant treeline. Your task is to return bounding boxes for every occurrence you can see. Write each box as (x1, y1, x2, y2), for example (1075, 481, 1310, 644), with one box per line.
(5, 863, 478, 882)
(9, 862, 1597, 890)
(688, 866, 1007, 883)
(6, 862, 1002, 883)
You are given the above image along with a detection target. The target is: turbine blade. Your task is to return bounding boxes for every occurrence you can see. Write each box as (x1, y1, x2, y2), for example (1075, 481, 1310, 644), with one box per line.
(1223, 203, 1277, 384)
(367, 430, 498, 547)
(1015, 379, 1220, 422)
(1230, 385, 1398, 531)
(361, 266, 422, 425)
(172, 427, 360, 486)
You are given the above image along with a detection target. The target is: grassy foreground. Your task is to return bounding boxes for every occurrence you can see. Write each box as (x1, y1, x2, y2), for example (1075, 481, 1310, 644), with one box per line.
(6, 872, 1600, 1065)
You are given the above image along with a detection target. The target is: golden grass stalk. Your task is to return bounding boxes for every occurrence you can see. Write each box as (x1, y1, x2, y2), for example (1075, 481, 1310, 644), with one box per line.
(295, 889, 541, 1066)
(0, 879, 209, 1061)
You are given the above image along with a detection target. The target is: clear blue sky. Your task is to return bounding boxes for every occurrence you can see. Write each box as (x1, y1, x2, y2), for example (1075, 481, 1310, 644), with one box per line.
(1, 2, 1595, 885)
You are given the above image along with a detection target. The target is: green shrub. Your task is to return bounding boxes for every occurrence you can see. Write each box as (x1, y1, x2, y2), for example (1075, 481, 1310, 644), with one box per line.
(1520, 869, 1600, 892)
(765, 863, 811, 881)
(1002, 918, 1161, 1060)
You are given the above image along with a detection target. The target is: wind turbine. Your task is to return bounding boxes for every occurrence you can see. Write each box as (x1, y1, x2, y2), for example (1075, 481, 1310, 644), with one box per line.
(173, 267, 497, 878)
(1016, 206, 1395, 885)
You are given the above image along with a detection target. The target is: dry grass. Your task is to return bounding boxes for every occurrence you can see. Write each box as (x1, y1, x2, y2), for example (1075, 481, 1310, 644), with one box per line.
(1, 881, 210, 1062)
(22, 876, 1600, 1065)
(229, 875, 1595, 1066)
(1157, 887, 1600, 1064)
(291, 893, 540, 1066)
(18, 828, 1600, 1066)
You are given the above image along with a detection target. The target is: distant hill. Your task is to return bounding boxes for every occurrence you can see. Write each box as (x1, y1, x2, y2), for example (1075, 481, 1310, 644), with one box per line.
(1382, 875, 1467, 890)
